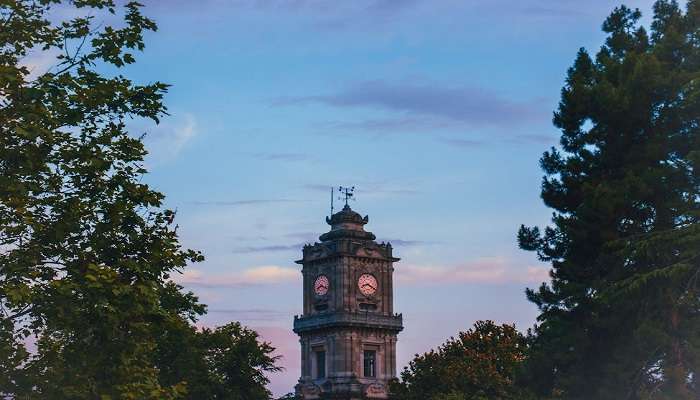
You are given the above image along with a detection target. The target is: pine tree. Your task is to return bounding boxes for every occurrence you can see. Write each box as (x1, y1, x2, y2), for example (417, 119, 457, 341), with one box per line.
(518, 2, 700, 399)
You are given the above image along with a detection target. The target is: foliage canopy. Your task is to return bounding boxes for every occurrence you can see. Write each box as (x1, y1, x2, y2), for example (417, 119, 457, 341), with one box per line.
(519, 1, 700, 399)
(390, 320, 533, 400)
(0, 1, 280, 399)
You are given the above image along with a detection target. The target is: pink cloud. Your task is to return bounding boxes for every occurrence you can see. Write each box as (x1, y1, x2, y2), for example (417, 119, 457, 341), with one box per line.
(173, 265, 300, 288)
(256, 325, 301, 395)
(396, 257, 550, 285)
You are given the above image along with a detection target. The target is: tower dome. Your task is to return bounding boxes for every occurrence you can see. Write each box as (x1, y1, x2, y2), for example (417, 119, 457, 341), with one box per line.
(320, 204, 376, 242)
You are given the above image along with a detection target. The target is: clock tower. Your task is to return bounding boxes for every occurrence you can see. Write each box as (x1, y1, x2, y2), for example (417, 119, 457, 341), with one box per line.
(293, 204, 403, 399)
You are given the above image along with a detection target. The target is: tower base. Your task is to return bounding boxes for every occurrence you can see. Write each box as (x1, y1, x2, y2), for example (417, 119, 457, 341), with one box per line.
(295, 377, 389, 400)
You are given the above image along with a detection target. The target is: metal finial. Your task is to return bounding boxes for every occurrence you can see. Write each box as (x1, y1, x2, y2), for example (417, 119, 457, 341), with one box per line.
(338, 186, 355, 206)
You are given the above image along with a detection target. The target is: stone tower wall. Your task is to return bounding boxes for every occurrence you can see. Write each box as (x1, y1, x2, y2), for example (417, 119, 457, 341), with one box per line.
(293, 206, 403, 399)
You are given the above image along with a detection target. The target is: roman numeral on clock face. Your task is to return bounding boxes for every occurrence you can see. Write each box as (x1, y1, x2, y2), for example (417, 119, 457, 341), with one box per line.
(358, 273, 378, 296)
(314, 275, 329, 296)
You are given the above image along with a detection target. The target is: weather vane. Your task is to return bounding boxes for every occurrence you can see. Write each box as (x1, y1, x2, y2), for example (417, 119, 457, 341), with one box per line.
(338, 186, 355, 206)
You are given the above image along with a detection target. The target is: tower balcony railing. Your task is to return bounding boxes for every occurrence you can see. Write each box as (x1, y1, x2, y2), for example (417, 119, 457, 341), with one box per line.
(293, 311, 403, 333)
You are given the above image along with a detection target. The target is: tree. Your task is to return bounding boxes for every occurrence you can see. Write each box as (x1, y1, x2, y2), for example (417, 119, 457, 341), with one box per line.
(0, 1, 280, 398)
(156, 321, 282, 400)
(518, 1, 700, 399)
(0, 0, 201, 397)
(276, 392, 300, 400)
(390, 320, 533, 400)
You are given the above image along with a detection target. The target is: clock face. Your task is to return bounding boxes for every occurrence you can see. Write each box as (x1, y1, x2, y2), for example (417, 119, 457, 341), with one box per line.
(358, 273, 378, 296)
(314, 275, 329, 296)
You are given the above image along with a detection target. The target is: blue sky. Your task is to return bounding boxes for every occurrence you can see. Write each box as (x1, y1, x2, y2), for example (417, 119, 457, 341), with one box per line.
(78, 0, 661, 395)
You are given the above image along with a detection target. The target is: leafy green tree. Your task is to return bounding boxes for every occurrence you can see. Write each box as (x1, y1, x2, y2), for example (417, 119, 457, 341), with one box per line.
(390, 320, 533, 400)
(156, 321, 282, 400)
(276, 392, 300, 400)
(0, 1, 281, 399)
(0, 0, 202, 397)
(518, 1, 700, 399)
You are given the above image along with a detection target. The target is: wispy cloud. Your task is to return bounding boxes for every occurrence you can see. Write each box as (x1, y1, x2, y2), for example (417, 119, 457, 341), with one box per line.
(283, 231, 319, 241)
(321, 117, 456, 134)
(441, 132, 557, 148)
(207, 308, 290, 322)
(233, 238, 427, 253)
(147, 0, 607, 43)
(171, 114, 197, 152)
(377, 238, 434, 247)
(303, 182, 419, 196)
(231, 237, 428, 255)
(142, 113, 198, 163)
(229, 232, 318, 244)
(252, 152, 314, 162)
(174, 266, 300, 288)
(303, 184, 335, 192)
(188, 199, 306, 207)
(19, 48, 61, 80)
(233, 243, 307, 254)
(440, 138, 484, 148)
(273, 80, 545, 130)
(307, 0, 421, 31)
(396, 257, 550, 285)
(508, 133, 558, 144)
(147, 0, 423, 34)
(518, 5, 589, 18)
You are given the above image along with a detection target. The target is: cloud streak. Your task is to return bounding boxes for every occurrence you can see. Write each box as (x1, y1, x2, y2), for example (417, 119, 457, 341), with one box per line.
(377, 239, 435, 247)
(303, 182, 419, 196)
(141, 113, 198, 163)
(174, 266, 300, 288)
(207, 308, 291, 322)
(233, 243, 307, 253)
(396, 257, 550, 285)
(252, 152, 314, 162)
(232, 237, 429, 254)
(440, 138, 484, 148)
(274, 80, 544, 129)
(188, 199, 306, 206)
(19, 48, 61, 80)
(321, 117, 456, 134)
(148, 0, 594, 31)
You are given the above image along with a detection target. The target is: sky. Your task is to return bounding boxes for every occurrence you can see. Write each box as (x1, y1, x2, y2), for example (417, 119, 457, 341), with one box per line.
(35, 0, 662, 396)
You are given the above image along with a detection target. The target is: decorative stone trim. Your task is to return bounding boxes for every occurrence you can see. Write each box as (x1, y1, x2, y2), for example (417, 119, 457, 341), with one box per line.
(294, 312, 403, 334)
